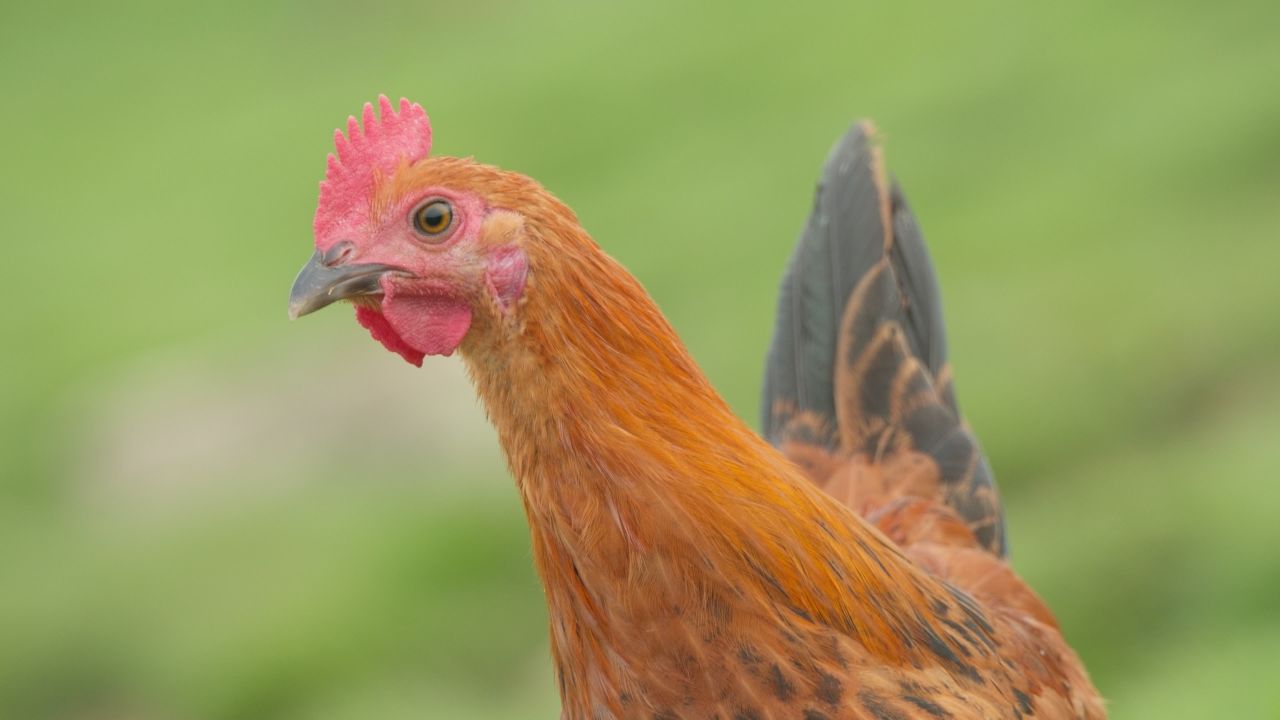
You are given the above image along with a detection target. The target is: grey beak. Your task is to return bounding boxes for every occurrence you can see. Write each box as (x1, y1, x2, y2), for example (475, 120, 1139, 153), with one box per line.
(288, 244, 407, 320)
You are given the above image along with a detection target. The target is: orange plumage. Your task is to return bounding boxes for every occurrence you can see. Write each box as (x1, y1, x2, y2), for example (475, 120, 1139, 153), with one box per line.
(290, 99, 1104, 719)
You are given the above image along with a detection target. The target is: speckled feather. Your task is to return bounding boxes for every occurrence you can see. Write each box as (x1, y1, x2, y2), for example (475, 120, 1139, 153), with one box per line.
(309, 102, 1104, 719)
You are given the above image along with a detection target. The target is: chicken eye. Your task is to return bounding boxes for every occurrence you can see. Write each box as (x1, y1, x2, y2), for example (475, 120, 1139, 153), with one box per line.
(412, 200, 454, 239)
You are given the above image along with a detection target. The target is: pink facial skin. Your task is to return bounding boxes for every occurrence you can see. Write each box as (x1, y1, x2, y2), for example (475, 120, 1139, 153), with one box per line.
(341, 188, 526, 366)
(337, 186, 483, 365)
(342, 191, 528, 366)
(486, 244, 529, 312)
(312, 97, 527, 366)
(358, 240, 526, 366)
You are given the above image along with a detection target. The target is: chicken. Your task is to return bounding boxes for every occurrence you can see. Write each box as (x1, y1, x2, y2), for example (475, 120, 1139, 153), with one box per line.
(289, 96, 1104, 719)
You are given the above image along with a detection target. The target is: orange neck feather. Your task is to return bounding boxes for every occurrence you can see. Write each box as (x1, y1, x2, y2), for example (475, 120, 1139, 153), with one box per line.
(459, 183, 949, 706)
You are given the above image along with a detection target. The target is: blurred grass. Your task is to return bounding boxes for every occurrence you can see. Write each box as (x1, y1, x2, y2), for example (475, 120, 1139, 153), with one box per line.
(2, 0, 1279, 717)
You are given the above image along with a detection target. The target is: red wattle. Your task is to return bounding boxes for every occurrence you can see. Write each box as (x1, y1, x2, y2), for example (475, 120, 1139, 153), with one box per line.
(382, 292, 473, 359)
(355, 306, 427, 367)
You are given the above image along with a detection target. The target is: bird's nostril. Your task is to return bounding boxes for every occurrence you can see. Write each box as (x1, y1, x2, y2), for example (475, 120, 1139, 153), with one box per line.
(322, 240, 356, 267)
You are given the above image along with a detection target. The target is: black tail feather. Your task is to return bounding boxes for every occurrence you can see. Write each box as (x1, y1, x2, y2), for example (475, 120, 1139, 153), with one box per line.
(762, 121, 890, 449)
(762, 121, 1006, 555)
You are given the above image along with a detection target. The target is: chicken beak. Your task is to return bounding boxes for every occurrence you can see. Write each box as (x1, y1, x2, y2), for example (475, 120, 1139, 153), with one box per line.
(288, 247, 407, 320)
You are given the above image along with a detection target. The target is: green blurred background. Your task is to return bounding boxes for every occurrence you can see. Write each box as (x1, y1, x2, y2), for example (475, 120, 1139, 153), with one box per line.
(2, 0, 1278, 717)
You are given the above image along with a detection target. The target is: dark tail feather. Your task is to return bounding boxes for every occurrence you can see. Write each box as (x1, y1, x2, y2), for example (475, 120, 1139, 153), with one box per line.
(762, 121, 891, 449)
(762, 122, 1006, 556)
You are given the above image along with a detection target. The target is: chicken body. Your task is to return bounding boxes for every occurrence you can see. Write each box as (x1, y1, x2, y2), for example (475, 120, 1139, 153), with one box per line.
(290, 98, 1104, 719)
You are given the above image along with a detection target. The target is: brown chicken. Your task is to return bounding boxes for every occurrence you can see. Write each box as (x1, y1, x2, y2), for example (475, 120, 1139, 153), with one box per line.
(289, 97, 1104, 719)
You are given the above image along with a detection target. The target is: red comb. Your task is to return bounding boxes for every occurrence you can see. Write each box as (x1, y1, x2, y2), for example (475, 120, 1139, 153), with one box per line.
(313, 95, 433, 244)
